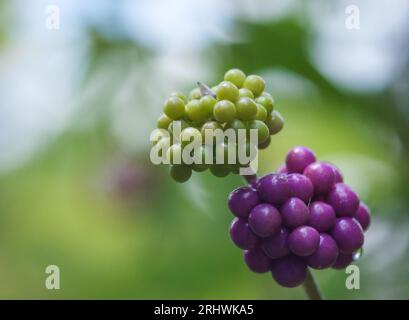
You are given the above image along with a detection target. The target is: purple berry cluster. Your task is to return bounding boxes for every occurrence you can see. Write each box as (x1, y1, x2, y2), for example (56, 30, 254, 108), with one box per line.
(228, 146, 371, 288)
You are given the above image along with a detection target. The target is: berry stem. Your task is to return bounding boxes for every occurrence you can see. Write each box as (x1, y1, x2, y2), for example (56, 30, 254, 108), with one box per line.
(243, 174, 257, 185)
(303, 269, 323, 300)
(242, 175, 323, 300)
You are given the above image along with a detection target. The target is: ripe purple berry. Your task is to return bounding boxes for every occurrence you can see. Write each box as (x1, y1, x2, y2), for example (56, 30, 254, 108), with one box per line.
(271, 255, 307, 288)
(328, 163, 343, 183)
(287, 173, 313, 203)
(228, 186, 259, 218)
(286, 146, 316, 173)
(288, 226, 320, 256)
(331, 217, 364, 254)
(230, 218, 258, 250)
(262, 228, 290, 259)
(244, 247, 271, 273)
(281, 197, 309, 228)
(307, 234, 339, 269)
(327, 183, 359, 217)
(303, 161, 336, 195)
(354, 202, 371, 231)
(332, 252, 354, 269)
(257, 174, 290, 206)
(248, 204, 282, 238)
(308, 201, 336, 232)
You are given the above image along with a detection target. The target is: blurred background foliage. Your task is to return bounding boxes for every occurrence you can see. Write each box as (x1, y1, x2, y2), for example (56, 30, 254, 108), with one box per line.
(0, 0, 408, 299)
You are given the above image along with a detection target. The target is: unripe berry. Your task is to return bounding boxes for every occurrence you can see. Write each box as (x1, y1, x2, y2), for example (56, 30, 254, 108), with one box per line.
(243, 75, 265, 97)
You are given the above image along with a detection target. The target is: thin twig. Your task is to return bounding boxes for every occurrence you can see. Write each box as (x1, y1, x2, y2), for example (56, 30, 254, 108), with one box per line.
(303, 269, 323, 300)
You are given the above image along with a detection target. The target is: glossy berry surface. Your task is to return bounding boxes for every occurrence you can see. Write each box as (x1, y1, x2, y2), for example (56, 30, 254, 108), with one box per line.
(288, 226, 320, 256)
(262, 228, 290, 259)
(287, 173, 313, 203)
(248, 204, 282, 238)
(327, 183, 359, 217)
(354, 202, 371, 231)
(306, 233, 339, 269)
(331, 218, 364, 254)
(286, 146, 316, 174)
(230, 218, 258, 250)
(281, 197, 309, 228)
(226, 145, 370, 288)
(303, 162, 335, 195)
(228, 187, 259, 218)
(156, 68, 284, 183)
(308, 201, 336, 232)
(244, 247, 271, 273)
(271, 255, 307, 288)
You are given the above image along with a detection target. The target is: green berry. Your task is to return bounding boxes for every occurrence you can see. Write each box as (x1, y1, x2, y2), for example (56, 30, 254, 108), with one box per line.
(243, 75, 265, 97)
(166, 143, 183, 164)
(164, 96, 185, 120)
(224, 68, 246, 88)
(185, 99, 208, 122)
(238, 88, 254, 99)
(168, 120, 189, 135)
(157, 114, 173, 130)
(210, 165, 230, 177)
(253, 103, 267, 121)
(201, 121, 223, 145)
(226, 119, 246, 136)
(258, 135, 271, 150)
(265, 110, 284, 134)
(255, 92, 274, 114)
(199, 95, 217, 118)
(169, 164, 192, 183)
(215, 81, 239, 102)
(248, 120, 270, 144)
(213, 100, 236, 123)
(236, 97, 258, 121)
(170, 92, 188, 104)
(180, 127, 202, 147)
(189, 88, 202, 100)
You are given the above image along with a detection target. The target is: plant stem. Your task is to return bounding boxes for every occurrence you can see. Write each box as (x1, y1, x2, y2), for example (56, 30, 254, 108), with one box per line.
(241, 175, 323, 300)
(303, 269, 323, 300)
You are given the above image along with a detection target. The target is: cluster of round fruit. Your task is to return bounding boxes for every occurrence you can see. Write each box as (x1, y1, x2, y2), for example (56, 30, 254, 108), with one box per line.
(155, 68, 284, 183)
(228, 146, 371, 288)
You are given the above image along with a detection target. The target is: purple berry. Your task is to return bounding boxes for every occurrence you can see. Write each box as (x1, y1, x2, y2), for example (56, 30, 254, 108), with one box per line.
(307, 234, 339, 269)
(262, 228, 290, 259)
(257, 174, 290, 206)
(228, 186, 259, 218)
(308, 201, 336, 232)
(230, 218, 258, 250)
(328, 163, 343, 183)
(281, 197, 309, 228)
(271, 255, 307, 288)
(288, 226, 320, 256)
(286, 146, 316, 174)
(287, 173, 313, 203)
(332, 252, 354, 269)
(244, 247, 271, 273)
(303, 162, 335, 195)
(248, 204, 282, 238)
(276, 164, 288, 174)
(331, 217, 364, 254)
(354, 202, 371, 231)
(327, 183, 359, 217)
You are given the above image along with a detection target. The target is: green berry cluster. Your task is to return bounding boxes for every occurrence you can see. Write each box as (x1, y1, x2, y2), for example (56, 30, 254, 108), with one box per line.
(154, 68, 284, 183)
